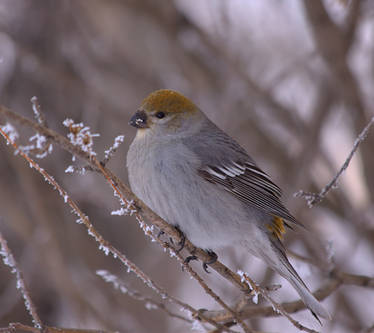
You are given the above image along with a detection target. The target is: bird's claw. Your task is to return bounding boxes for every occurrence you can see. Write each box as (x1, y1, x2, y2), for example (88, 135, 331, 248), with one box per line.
(174, 226, 186, 253)
(184, 255, 198, 264)
(182, 255, 198, 271)
(202, 250, 218, 273)
(181, 249, 218, 273)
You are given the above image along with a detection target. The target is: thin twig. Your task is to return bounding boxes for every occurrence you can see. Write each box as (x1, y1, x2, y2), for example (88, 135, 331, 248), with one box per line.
(0, 322, 118, 333)
(0, 233, 43, 329)
(102, 135, 125, 166)
(178, 255, 253, 333)
(30, 96, 47, 126)
(238, 272, 318, 333)
(295, 116, 374, 207)
(97, 270, 192, 323)
(24, 96, 54, 158)
(205, 269, 374, 322)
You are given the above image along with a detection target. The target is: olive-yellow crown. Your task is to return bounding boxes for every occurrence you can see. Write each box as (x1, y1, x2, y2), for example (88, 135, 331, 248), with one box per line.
(141, 89, 197, 114)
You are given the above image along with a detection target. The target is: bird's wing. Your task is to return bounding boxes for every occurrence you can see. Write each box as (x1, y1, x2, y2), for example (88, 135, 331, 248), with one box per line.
(181, 117, 301, 228)
(198, 160, 301, 228)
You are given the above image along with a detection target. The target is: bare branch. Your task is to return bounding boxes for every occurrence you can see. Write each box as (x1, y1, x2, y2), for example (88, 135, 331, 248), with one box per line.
(96, 270, 192, 323)
(0, 232, 43, 329)
(0, 322, 118, 333)
(102, 134, 125, 166)
(205, 270, 374, 322)
(295, 116, 374, 207)
(238, 272, 318, 333)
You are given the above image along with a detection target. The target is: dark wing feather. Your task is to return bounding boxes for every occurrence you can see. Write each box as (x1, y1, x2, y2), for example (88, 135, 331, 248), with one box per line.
(180, 117, 301, 227)
(198, 161, 301, 227)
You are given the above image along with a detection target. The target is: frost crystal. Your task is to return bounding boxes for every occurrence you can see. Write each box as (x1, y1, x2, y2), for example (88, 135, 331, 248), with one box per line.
(0, 247, 16, 270)
(0, 236, 42, 329)
(271, 303, 282, 314)
(18, 132, 53, 159)
(99, 244, 110, 256)
(63, 118, 99, 157)
(104, 135, 125, 160)
(65, 165, 74, 173)
(87, 228, 96, 238)
(1, 123, 19, 142)
(111, 206, 136, 216)
(252, 291, 259, 304)
(31, 96, 42, 121)
(111, 208, 126, 216)
(65, 166, 87, 175)
(237, 270, 245, 282)
(97, 270, 163, 313)
(191, 319, 206, 332)
(145, 302, 158, 310)
(111, 194, 136, 216)
(111, 202, 136, 216)
(97, 270, 118, 287)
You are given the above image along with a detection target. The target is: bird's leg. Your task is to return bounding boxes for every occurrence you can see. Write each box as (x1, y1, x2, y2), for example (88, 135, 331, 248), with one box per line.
(184, 247, 198, 265)
(202, 250, 218, 273)
(174, 226, 186, 253)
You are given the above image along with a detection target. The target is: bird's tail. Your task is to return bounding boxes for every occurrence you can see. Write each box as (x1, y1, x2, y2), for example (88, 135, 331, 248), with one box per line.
(269, 239, 331, 320)
(285, 268, 331, 320)
(249, 235, 331, 321)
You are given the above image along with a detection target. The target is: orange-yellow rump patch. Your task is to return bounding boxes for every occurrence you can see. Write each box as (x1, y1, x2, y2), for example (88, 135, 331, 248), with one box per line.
(267, 216, 286, 240)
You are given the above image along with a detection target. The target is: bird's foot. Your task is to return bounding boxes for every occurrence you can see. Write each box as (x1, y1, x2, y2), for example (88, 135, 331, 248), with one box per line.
(202, 250, 218, 273)
(174, 226, 186, 253)
(181, 248, 218, 273)
(184, 255, 198, 264)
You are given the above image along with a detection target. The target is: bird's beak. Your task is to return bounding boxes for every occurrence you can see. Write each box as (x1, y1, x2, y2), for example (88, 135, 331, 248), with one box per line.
(129, 110, 149, 129)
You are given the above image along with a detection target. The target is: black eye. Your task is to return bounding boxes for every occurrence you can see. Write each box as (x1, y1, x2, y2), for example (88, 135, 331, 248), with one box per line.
(155, 111, 165, 119)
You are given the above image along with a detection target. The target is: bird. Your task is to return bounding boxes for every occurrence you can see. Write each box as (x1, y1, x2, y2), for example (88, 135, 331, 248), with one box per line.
(126, 89, 330, 320)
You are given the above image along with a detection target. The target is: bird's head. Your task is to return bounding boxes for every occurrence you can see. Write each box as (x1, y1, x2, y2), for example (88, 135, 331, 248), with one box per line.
(129, 89, 203, 137)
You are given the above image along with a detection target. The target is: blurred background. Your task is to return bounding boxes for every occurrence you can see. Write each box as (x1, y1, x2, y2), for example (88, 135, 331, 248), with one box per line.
(0, 0, 374, 332)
